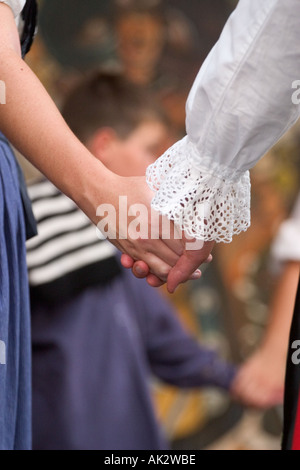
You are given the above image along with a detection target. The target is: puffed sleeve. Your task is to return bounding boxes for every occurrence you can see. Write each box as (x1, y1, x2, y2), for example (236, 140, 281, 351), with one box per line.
(0, 0, 26, 17)
(147, 0, 300, 243)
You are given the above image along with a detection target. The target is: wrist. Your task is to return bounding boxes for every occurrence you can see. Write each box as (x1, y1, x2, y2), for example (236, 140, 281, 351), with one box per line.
(256, 341, 288, 364)
(67, 153, 117, 225)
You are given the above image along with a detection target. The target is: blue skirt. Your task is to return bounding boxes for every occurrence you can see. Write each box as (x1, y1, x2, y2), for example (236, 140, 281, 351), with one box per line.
(0, 135, 32, 450)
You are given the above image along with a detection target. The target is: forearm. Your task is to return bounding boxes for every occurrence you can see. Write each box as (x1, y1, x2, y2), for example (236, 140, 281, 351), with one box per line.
(0, 48, 115, 222)
(152, 346, 237, 391)
(260, 262, 300, 357)
(149, 333, 236, 390)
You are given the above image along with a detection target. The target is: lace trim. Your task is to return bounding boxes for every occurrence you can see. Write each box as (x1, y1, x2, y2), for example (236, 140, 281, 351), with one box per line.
(146, 137, 251, 243)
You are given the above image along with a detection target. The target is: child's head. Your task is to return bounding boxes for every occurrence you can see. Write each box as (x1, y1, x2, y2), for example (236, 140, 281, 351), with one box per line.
(62, 71, 170, 176)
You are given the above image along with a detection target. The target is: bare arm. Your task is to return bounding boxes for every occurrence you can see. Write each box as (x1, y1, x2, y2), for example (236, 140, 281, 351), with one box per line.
(259, 262, 299, 356)
(0, 3, 182, 280)
(0, 4, 114, 217)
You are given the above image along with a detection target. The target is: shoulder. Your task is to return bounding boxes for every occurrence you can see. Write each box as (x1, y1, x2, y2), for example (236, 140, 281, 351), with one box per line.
(0, 1, 26, 18)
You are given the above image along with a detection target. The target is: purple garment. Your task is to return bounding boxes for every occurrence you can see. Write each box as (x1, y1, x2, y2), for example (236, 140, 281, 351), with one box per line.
(31, 269, 236, 450)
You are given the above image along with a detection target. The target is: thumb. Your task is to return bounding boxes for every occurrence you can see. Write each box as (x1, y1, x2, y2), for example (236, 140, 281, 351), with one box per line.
(167, 255, 201, 294)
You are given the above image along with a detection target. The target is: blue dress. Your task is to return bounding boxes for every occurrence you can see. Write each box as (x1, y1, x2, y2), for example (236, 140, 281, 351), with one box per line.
(0, 134, 32, 450)
(0, 0, 37, 449)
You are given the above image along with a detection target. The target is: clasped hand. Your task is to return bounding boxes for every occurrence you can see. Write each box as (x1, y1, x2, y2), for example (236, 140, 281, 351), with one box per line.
(100, 175, 214, 293)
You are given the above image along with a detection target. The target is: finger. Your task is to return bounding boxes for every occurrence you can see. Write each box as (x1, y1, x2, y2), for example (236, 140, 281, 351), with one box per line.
(166, 240, 215, 292)
(147, 269, 201, 288)
(160, 237, 184, 257)
(132, 261, 199, 282)
(167, 255, 201, 294)
(145, 239, 180, 267)
(120, 254, 135, 269)
(190, 270, 202, 280)
(120, 239, 179, 278)
(146, 274, 165, 288)
(151, 214, 184, 256)
(132, 261, 150, 279)
(142, 252, 173, 282)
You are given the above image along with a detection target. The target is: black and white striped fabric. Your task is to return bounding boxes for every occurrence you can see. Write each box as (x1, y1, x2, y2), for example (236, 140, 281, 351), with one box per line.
(26, 179, 121, 304)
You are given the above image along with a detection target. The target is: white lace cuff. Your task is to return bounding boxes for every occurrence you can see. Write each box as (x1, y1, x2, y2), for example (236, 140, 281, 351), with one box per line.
(146, 136, 251, 243)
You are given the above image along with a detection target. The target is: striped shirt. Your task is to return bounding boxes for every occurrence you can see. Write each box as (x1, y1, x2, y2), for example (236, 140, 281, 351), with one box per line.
(26, 179, 121, 303)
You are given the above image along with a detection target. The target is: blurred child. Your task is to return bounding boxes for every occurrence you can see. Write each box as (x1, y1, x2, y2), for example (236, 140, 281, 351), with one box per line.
(27, 72, 237, 450)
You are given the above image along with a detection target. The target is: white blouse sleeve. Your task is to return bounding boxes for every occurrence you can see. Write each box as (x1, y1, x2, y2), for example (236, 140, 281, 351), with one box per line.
(271, 194, 300, 265)
(0, 0, 26, 17)
(146, 0, 300, 243)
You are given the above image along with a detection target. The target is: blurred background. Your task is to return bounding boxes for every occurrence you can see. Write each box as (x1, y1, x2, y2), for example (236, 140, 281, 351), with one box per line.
(20, 0, 300, 450)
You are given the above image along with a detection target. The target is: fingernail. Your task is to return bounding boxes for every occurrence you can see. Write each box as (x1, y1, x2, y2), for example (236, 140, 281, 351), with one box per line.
(135, 267, 145, 275)
(191, 270, 201, 280)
